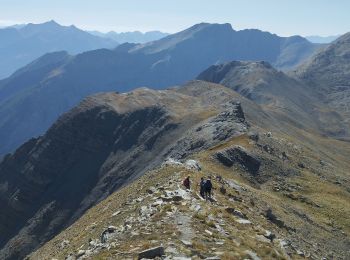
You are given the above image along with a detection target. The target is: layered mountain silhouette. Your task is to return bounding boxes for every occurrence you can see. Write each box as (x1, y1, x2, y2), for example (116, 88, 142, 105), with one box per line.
(89, 30, 169, 43)
(0, 20, 118, 79)
(0, 23, 321, 156)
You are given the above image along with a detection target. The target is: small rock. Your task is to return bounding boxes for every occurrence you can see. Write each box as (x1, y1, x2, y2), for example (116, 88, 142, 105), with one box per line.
(236, 218, 251, 224)
(205, 229, 213, 236)
(248, 132, 259, 142)
(244, 250, 261, 260)
(65, 254, 75, 260)
(107, 226, 117, 232)
(135, 197, 144, 203)
(256, 235, 271, 243)
(59, 239, 70, 249)
(181, 240, 192, 246)
(147, 186, 157, 194)
(112, 210, 121, 217)
(225, 207, 247, 219)
(76, 250, 85, 257)
(138, 246, 165, 259)
(296, 250, 305, 257)
(152, 200, 163, 207)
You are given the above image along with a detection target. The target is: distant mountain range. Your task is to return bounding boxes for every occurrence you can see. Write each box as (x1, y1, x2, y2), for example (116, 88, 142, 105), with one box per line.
(306, 35, 340, 43)
(89, 30, 169, 43)
(0, 22, 323, 157)
(0, 20, 118, 79)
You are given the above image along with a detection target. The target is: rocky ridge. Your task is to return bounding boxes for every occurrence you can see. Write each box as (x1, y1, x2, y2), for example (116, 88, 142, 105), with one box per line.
(30, 128, 350, 259)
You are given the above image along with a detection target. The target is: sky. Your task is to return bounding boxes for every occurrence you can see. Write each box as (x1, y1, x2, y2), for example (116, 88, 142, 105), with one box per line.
(0, 0, 349, 36)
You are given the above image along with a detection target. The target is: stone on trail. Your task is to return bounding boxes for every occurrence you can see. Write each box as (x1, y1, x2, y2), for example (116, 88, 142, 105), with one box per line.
(181, 240, 192, 246)
(205, 229, 213, 236)
(138, 246, 165, 259)
(244, 250, 261, 260)
(225, 207, 247, 219)
(163, 158, 183, 167)
(112, 210, 121, 217)
(236, 218, 251, 224)
(76, 250, 85, 257)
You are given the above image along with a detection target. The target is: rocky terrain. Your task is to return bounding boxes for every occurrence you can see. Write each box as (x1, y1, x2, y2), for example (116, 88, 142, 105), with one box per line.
(29, 126, 350, 260)
(0, 22, 321, 156)
(0, 77, 349, 259)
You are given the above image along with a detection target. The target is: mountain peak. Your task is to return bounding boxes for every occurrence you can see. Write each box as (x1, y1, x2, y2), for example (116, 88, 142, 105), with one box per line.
(29, 20, 62, 28)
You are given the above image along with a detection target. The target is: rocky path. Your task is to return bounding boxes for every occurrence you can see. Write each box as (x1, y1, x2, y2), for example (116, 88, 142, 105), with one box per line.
(43, 158, 314, 259)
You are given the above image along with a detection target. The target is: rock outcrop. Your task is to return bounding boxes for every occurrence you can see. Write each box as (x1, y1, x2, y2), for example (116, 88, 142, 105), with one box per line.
(215, 145, 261, 175)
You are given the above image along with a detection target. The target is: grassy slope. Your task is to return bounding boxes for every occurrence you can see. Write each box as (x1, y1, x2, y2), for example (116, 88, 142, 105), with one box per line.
(29, 128, 350, 260)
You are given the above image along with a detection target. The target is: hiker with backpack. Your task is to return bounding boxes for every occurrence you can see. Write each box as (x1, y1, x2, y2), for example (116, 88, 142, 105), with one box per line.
(204, 176, 213, 200)
(183, 176, 191, 190)
(199, 177, 205, 198)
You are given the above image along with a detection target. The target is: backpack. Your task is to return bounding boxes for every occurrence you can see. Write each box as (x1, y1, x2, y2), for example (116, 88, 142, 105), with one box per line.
(183, 178, 190, 187)
(205, 180, 212, 190)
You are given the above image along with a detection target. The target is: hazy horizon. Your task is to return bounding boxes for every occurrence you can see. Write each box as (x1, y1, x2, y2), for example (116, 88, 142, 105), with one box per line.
(0, 0, 349, 36)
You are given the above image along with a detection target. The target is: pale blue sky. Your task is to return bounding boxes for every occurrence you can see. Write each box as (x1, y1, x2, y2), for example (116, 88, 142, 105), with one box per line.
(0, 0, 348, 36)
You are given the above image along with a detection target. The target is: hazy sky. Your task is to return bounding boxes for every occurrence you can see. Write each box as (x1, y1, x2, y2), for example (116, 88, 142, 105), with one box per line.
(0, 0, 348, 36)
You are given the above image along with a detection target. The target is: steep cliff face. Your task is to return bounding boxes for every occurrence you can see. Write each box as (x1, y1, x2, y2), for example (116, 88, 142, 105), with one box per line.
(0, 82, 250, 259)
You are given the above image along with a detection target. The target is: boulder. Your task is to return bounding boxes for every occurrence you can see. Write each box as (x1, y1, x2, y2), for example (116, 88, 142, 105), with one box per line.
(163, 158, 183, 167)
(184, 159, 201, 171)
(225, 207, 247, 219)
(138, 246, 165, 259)
(248, 132, 259, 142)
(76, 250, 85, 257)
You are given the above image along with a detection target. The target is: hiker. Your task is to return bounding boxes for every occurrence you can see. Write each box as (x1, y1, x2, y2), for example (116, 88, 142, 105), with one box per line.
(183, 176, 191, 190)
(204, 176, 213, 200)
(199, 177, 205, 198)
(100, 230, 108, 243)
